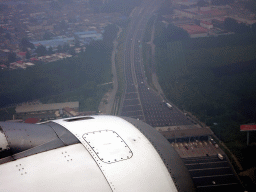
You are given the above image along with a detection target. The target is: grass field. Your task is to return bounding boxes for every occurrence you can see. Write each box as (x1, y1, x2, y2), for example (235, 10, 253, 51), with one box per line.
(155, 39, 256, 176)
(185, 44, 256, 68)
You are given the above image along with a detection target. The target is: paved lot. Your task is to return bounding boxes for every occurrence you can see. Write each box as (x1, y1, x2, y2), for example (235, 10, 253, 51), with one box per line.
(171, 140, 223, 158)
(183, 156, 244, 192)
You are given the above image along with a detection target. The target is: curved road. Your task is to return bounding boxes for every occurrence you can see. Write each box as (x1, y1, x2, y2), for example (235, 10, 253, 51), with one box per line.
(117, 1, 245, 191)
(118, 0, 193, 128)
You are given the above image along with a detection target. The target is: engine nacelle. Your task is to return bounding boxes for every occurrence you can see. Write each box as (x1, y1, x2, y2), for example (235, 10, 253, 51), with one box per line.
(0, 116, 195, 192)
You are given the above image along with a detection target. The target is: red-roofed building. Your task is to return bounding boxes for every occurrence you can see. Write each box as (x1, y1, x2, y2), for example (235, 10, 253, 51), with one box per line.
(179, 24, 208, 38)
(197, 9, 226, 17)
(0, 64, 7, 69)
(175, 7, 227, 20)
(200, 20, 213, 29)
(17, 52, 26, 59)
(24, 118, 40, 124)
(17, 52, 26, 57)
(174, 9, 198, 19)
(214, 17, 226, 22)
(30, 57, 39, 61)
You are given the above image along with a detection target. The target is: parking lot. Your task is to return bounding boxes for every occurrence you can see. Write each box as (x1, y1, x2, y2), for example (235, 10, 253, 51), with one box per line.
(169, 138, 245, 192)
(170, 140, 223, 158)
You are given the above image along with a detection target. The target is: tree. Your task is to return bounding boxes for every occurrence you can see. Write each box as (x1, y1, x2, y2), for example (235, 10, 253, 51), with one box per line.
(154, 23, 189, 47)
(60, 20, 67, 30)
(0, 4, 8, 12)
(197, 0, 208, 7)
(195, 19, 200, 26)
(157, 0, 173, 16)
(5, 33, 11, 41)
(74, 35, 80, 47)
(58, 0, 73, 4)
(244, 0, 256, 14)
(224, 17, 238, 31)
(89, 0, 102, 13)
(8, 52, 16, 63)
(68, 17, 77, 23)
(26, 51, 31, 60)
(101, 0, 142, 16)
(57, 45, 63, 53)
(20, 38, 35, 50)
(103, 24, 119, 44)
(252, 23, 256, 34)
(62, 43, 70, 52)
(224, 18, 250, 34)
(48, 46, 54, 54)
(43, 32, 52, 40)
(212, 0, 234, 6)
(69, 47, 76, 56)
(50, 1, 61, 10)
(35, 45, 47, 56)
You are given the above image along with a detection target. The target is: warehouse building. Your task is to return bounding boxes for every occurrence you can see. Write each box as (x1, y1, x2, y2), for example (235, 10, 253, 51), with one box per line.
(15, 102, 79, 120)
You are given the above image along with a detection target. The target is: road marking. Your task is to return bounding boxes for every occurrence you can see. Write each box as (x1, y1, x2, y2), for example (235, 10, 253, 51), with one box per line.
(130, 115, 144, 118)
(192, 174, 234, 179)
(123, 104, 141, 107)
(185, 161, 228, 166)
(124, 98, 139, 101)
(189, 167, 230, 172)
(125, 92, 138, 94)
(197, 183, 239, 188)
(126, 110, 143, 114)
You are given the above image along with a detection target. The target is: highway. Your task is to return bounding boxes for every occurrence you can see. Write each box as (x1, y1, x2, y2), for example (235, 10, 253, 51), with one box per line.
(118, 0, 192, 128)
(117, 1, 245, 191)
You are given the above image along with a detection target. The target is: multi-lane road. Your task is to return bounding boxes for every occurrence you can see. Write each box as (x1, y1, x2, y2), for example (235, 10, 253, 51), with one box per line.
(117, 1, 245, 191)
(118, 0, 192, 128)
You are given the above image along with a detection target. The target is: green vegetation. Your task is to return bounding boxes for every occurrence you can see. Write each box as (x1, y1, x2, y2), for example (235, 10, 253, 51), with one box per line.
(113, 21, 131, 114)
(143, 15, 156, 43)
(91, 0, 142, 15)
(0, 107, 15, 121)
(154, 23, 189, 47)
(244, 0, 256, 14)
(0, 24, 119, 112)
(142, 15, 156, 89)
(142, 42, 154, 88)
(185, 44, 256, 68)
(211, 0, 234, 5)
(154, 23, 256, 176)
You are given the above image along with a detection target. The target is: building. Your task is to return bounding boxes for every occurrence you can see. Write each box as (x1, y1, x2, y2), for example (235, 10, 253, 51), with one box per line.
(200, 20, 213, 29)
(63, 107, 78, 117)
(16, 102, 79, 120)
(174, 6, 228, 20)
(32, 37, 75, 49)
(179, 24, 209, 38)
(174, 9, 198, 19)
(16, 52, 26, 60)
(74, 31, 103, 44)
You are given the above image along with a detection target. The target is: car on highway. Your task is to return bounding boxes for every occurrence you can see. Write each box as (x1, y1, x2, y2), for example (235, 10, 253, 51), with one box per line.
(166, 103, 173, 109)
(218, 153, 224, 160)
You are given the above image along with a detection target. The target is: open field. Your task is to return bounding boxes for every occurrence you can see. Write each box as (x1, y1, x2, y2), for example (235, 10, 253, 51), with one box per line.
(155, 37, 256, 174)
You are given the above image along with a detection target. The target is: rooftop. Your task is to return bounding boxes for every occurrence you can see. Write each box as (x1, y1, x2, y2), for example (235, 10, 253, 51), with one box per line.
(16, 101, 79, 113)
(179, 24, 208, 34)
